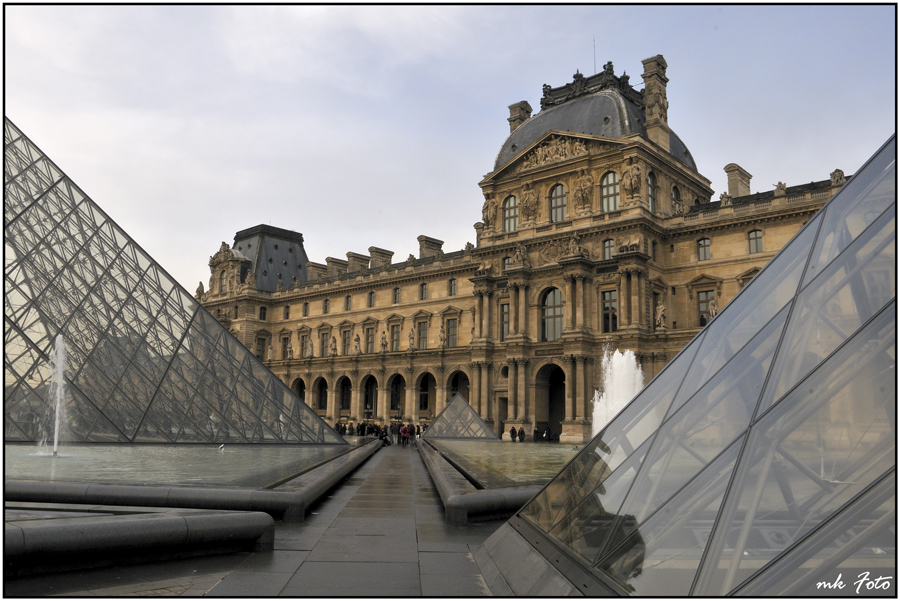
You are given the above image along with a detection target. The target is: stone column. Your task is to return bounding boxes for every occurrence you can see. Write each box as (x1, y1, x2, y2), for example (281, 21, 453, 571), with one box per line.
(576, 356, 586, 420)
(405, 369, 415, 421)
(511, 286, 519, 335)
(475, 292, 484, 339)
(516, 358, 529, 422)
(435, 379, 446, 416)
(563, 275, 575, 330)
(482, 292, 492, 340)
(472, 362, 482, 415)
(631, 270, 642, 328)
(519, 285, 529, 338)
(327, 375, 338, 424)
(508, 359, 518, 420)
(350, 377, 361, 422)
(377, 376, 388, 423)
(480, 362, 490, 421)
(619, 270, 630, 326)
(564, 356, 575, 421)
(576, 276, 586, 329)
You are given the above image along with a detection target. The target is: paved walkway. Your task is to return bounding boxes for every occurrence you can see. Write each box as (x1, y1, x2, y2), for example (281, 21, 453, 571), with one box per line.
(5, 444, 506, 597)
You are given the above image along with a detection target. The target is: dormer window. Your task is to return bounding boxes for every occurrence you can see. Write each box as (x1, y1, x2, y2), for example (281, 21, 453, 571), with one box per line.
(219, 270, 226, 293)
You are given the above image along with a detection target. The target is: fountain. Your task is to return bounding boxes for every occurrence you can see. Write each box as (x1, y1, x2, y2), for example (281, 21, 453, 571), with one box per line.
(40, 334, 67, 456)
(591, 348, 644, 437)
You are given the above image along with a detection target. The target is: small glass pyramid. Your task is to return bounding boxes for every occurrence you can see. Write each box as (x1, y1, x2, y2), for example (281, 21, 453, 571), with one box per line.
(422, 393, 498, 439)
(4, 118, 344, 445)
(512, 136, 896, 595)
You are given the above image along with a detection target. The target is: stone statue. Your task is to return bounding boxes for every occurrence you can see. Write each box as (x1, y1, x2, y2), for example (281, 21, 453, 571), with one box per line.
(308, 337, 315, 358)
(622, 158, 642, 199)
(464, 242, 474, 252)
(380, 331, 388, 352)
(482, 195, 496, 228)
(267, 343, 273, 362)
(830, 169, 845, 186)
(330, 336, 337, 357)
(655, 303, 667, 329)
(439, 324, 446, 348)
(774, 182, 787, 197)
(195, 281, 204, 298)
(574, 169, 594, 211)
(407, 254, 416, 264)
(287, 342, 293, 359)
(520, 183, 538, 221)
(719, 192, 732, 206)
(354, 334, 362, 355)
(409, 328, 416, 350)
(513, 243, 530, 267)
(275, 280, 284, 292)
(707, 297, 719, 319)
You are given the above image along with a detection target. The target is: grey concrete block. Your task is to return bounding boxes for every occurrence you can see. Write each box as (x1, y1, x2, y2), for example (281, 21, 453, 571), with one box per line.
(418, 551, 481, 575)
(206, 570, 293, 596)
(182, 512, 273, 545)
(5, 524, 25, 556)
(420, 573, 492, 597)
(473, 543, 514, 596)
(236, 550, 308, 573)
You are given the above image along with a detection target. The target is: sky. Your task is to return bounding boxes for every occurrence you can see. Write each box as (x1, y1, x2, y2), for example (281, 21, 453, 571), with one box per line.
(5, 5, 896, 292)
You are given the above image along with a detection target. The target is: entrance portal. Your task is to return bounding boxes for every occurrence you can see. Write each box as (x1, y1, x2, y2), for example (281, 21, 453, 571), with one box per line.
(534, 364, 565, 441)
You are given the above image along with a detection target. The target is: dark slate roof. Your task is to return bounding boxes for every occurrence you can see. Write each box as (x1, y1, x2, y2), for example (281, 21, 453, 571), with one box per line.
(688, 176, 849, 213)
(234, 225, 309, 292)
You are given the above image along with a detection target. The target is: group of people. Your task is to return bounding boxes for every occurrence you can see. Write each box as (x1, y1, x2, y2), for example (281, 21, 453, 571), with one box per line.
(335, 421, 426, 448)
(508, 425, 554, 442)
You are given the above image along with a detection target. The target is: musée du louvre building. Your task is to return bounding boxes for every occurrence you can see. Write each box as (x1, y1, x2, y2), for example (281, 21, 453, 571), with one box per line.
(197, 55, 852, 443)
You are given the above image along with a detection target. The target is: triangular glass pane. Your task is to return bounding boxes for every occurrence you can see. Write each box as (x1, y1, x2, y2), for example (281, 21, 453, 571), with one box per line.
(694, 303, 895, 595)
(802, 138, 896, 289)
(669, 213, 821, 414)
(594, 436, 743, 596)
(618, 303, 789, 527)
(760, 209, 895, 414)
(422, 393, 496, 439)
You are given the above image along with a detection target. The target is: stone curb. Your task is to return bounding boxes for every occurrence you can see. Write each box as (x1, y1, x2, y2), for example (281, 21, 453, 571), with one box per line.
(418, 441, 541, 526)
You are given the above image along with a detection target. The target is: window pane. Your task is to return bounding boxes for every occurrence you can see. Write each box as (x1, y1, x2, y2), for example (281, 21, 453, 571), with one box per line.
(694, 304, 895, 595)
(550, 184, 567, 222)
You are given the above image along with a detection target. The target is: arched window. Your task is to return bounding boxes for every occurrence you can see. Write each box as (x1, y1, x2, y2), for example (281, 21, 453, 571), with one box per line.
(219, 270, 226, 293)
(549, 184, 567, 222)
(503, 195, 519, 232)
(541, 288, 564, 342)
(601, 172, 620, 212)
(647, 173, 657, 213)
(671, 185, 681, 208)
(340, 378, 351, 410)
(698, 238, 711, 261)
(603, 239, 615, 260)
(316, 380, 328, 411)
(503, 257, 511, 271)
(748, 230, 763, 254)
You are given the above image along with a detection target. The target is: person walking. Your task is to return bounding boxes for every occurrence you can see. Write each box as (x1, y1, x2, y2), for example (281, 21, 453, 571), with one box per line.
(517, 426, 525, 442)
(400, 424, 408, 447)
(533, 427, 540, 442)
(509, 425, 517, 442)
(392, 422, 400, 445)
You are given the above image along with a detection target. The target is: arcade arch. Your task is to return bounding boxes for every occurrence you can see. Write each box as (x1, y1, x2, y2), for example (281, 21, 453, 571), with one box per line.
(534, 362, 566, 441)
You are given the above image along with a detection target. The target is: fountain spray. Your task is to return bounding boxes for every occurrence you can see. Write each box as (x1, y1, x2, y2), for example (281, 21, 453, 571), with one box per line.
(48, 334, 67, 456)
(591, 347, 644, 437)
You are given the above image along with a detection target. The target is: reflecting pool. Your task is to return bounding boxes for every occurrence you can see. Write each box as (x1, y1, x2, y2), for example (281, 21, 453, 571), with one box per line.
(4, 443, 353, 488)
(428, 440, 584, 488)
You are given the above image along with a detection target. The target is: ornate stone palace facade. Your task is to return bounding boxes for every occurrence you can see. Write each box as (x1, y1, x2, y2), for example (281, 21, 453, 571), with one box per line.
(198, 55, 847, 443)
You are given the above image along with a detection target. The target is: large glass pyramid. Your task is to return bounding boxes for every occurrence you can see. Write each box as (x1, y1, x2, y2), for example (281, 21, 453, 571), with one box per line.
(4, 118, 344, 445)
(422, 393, 498, 439)
(510, 136, 895, 595)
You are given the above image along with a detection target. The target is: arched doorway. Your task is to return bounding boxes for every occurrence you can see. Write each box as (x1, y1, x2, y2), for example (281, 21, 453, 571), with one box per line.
(447, 370, 470, 401)
(337, 376, 352, 418)
(389, 374, 406, 422)
(362, 375, 378, 421)
(534, 363, 565, 441)
(314, 378, 328, 415)
(418, 373, 436, 421)
(291, 378, 306, 403)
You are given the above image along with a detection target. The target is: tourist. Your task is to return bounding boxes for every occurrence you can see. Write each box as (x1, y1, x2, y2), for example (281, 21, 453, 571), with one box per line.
(543, 427, 551, 442)
(517, 426, 525, 442)
(391, 422, 400, 445)
(400, 424, 408, 447)
(509, 426, 517, 442)
(533, 427, 539, 442)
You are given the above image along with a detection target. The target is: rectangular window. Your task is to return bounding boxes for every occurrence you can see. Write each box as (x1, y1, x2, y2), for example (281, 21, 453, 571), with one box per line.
(446, 318, 457, 348)
(420, 283, 428, 300)
(256, 338, 266, 360)
(652, 241, 657, 262)
(698, 290, 715, 327)
(749, 230, 764, 254)
(368, 291, 375, 307)
(393, 287, 400, 304)
(602, 290, 618, 333)
(500, 303, 510, 341)
(259, 307, 267, 320)
(366, 327, 375, 354)
(448, 278, 457, 296)
(283, 305, 290, 319)
(417, 321, 428, 350)
(323, 299, 329, 314)
(281, 336, 289, 359)
(321, 332, 329, 357)
(344, 295, 351, 311)
(342, 330, 351, 356)
(300, 334, 309, 358)
(390, 325, 401, 352)
(698, 238, 711, 261)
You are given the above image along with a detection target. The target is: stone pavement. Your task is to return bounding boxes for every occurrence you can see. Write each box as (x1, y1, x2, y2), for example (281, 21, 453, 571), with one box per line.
(5, 443, 506, 597)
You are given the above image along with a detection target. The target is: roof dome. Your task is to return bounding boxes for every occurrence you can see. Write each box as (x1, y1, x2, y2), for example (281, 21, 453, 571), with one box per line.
(493, 69, 696, 172)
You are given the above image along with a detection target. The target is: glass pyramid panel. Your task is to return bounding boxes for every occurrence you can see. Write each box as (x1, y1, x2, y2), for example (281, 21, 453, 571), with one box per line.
(4, 118, 343, 445)
(422, 393, 497, 439)
(511, 136, 896, 596)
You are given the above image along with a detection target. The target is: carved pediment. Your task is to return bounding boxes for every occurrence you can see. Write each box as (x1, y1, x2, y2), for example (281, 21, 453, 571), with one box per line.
(686, 274, 723, 299)
(384, 313, 405, 325)
(314, 322, 333, 333)
(360, 316, 379, 328)
(411, 309, 433, 324)
(514, 133, 621, 174)
(736, 267, 762, 288)
(337, 319, 355, 330)
(440, 305, 464, 319)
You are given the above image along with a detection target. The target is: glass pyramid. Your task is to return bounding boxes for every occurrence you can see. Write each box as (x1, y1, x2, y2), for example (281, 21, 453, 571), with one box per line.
(422, 393, 498, 439)
(4, 118, 344, 445)
(513, 136, 895, 596)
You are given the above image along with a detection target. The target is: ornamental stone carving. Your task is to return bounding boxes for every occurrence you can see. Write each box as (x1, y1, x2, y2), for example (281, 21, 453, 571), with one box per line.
(330, 336, 337, 357)
(195, 281, 204, 299)
(520, 135, 589, 170)
(621, 158, 643, 201)
(482, 194, 497, 228)
(380, 331, 388, 352)
(513, 243, 531, 267)
(830, 169, 845, 186)
(655, 303, 667, 329)
(519, 183, 538, 222)
(540, 65, 639, 110)
(538, 239, 566, 265)
(719, 192, 732, 206)
(574, 169, 594, 212)
(618, 233, 642, 253)
(774, 182, 787, 197)
(354, 334, 362, 355)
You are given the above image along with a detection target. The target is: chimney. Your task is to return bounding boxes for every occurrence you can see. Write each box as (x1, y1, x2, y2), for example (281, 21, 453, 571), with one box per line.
(306, 261, 327, 281)
(325, 257, 348, 276)
(346, 252, 370, 273)
(641, 54, 670, 153)
(417, 235, 444, 259)
(724, 164, 753, 198)
(507, 101, 533, 133)
(368, 246, 394, 269)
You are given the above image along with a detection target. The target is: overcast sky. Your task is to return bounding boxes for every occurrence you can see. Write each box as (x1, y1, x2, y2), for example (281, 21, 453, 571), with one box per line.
(5, 5, 895, 291)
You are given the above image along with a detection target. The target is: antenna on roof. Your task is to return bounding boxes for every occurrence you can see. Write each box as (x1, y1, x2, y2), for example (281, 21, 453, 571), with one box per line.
(593, 36, 596, 74)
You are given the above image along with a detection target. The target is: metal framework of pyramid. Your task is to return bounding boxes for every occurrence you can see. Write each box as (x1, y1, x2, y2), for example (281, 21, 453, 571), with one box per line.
(500, 136, 896, 596)
(4, 118, 344, 445)
(422, 393, 498, 439)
